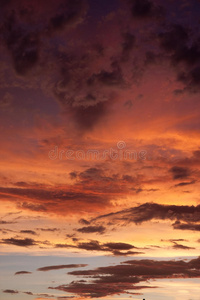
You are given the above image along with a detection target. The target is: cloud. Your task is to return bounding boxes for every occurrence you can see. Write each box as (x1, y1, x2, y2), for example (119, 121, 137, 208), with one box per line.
(158, 22, 200, 93)
(111, 250, 144, 256)
(169, 166, 191, 180)
(69, 172, 77, 180)
(172, 242, 195, 250)
(71, 100, 110, 130)
(178, 67, 200, 92)
(15, 271, 32, 275)
(88, 64, 125, 87)
(131, 0, 154, 18)
(23, 291, 33, 295)
(53, 238, 144, 256)
(173, 221, 200, 231)
(78, 168, 106, 182)
(79, 218, 90, 225)
(0, 238, 52, 247)
(36, 228, 60, 232)
(167, 239, 188, 242)
(50, 281, 146, 298)
(121, 32, 135, 60)
(159, 23, 200, 70)
(76, 225, 106, 234)
(76, 240, 143, 256)
(57, 297, 75, 300)
(0, 185, 112, 214)
(20, 230, 37, 235)
(37, 264, 87, 272)
(77, 240, 103, 251)
(103, 242, 137, 250)
(1, 237, 37, 247)
(130, 0, 163, 19)
(0, 0, 88, 76)
(0, 220, 15, 224)
(2, 15, 40, 75)
(18, 202, 47, 212)
(159, 24, 188, 53)
(174, 180, 196, 187)
(50, 256, 200, 298)
(55, 244, 74, 249)
(3, 289, 19, 294)
(23, 291, 56, 298)
(92, 202, 200, 231)
(54, 58, 125, 130)
(47, 0, 88, 33)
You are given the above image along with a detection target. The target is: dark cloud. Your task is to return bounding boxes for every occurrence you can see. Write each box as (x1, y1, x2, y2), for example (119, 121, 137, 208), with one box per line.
(103, 242, 137, 251)
(122, 175, 135, 183)
(159, 23, 200, 93)
(173, 221, 200, 231)
(55, 243, 74, 248)
(0, 220, 15, 224)
(32, 292, 56, 298)
(159, 24, 189, 53)
(172, 242, 195, 250)
(18, 202, 47, 212)
(0, 186, 112, 213)
(131, 0, 154, 18)
(54, 56, 125, 130)
(177, 67, 200, 92)
(71, 167, 143, 195)
(174, 180, 196, 187)
(0, 0, 156, 132)
(0, 0, 88, 75)
(76, 240, 142, 256)
(1, 237, 37, 247)
(57, 297, 74, 300)
(37, 264, 87, 272)
(57, 297, 75, 300)
(23, 291, 33, 295)
(93, 202, 200, 231)
(77, 240, 102, 251)
(69, 172, 77, 180)
(50, 281, 146, 298)
(104, 242, 144, 256)
(172, 42, 200, 66)
(48, 0, 88, 32)
(66, 233, 78, 241)
(72, 100, 109, 130)
(168, 238, 188, 242)
(76, 225, 106, 234)
(15, 271, 32, 275)
(0, 0, 11, 8)
(121, 32, 135, 60)
(130, 0, 163, 19)
(88, 64, 125, 87)
(1, 9, 40, 75)
(78, 168, 104, 181)
(79, 218, 90, 225)
(3, 289, 19, 294)
(169, 166, 191, 180)
(50, 257, 200, 298)
(36, 228, 60, 232)
(159, 23, 200, 69)
(20, 230, 37, 235)
(145, 51, 161, 65)
(111, 250, 144, 256)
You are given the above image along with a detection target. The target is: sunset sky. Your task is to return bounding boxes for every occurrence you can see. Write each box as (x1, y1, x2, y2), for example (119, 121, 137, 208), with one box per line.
(0, 0, 200, 299)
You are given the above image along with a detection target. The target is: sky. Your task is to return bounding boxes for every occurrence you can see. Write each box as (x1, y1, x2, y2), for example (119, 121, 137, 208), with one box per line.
(0, 0, 200, 299)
